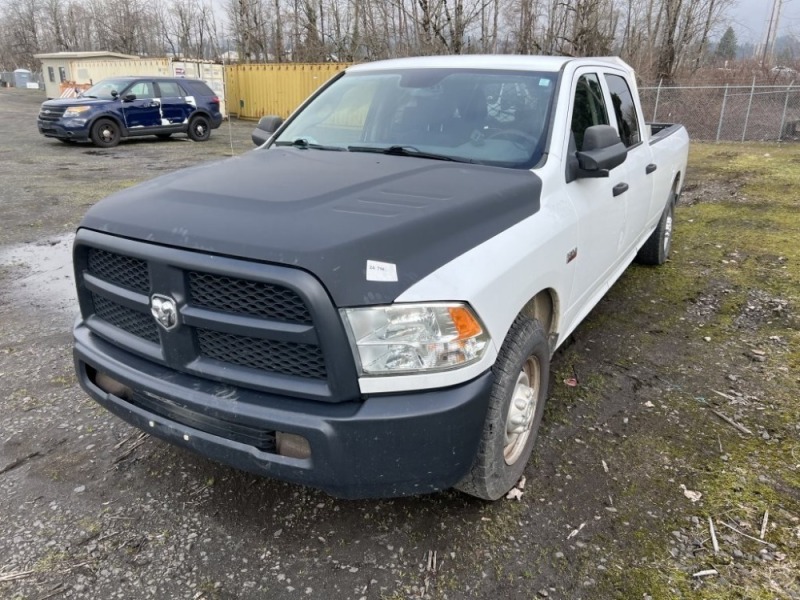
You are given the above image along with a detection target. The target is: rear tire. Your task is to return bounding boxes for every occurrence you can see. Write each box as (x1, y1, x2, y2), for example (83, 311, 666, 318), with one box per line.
(635, 185, 676, 266)
(187, 115, 211, 141)
(90, 118, 121, 148)
(455, 315, 550, 500)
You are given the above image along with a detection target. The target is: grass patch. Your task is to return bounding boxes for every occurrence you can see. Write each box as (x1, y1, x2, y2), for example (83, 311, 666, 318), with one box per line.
(583, 142, 800, 598)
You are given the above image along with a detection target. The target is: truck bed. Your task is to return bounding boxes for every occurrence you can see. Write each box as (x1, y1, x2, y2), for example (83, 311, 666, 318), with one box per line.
(648, 122, 684, 144)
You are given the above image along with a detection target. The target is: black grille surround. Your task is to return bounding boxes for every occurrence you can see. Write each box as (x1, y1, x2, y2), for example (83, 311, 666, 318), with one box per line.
(88, 248, 150, 293)
(92, 293, 160, 344)
(189, 272, 312, 324)
(197, 329, 327, 379)
(73, 229, 359, 403)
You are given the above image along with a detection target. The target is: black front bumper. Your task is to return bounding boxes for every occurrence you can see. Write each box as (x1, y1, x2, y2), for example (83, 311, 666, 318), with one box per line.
(37, 119, 90, 141)
(75, 324, 493, 499)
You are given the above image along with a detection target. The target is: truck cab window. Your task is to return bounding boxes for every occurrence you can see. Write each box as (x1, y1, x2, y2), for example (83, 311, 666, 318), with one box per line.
(604, 74, 640, 147)
(277, 69, 556, 168)
(570, 74, 608, 151)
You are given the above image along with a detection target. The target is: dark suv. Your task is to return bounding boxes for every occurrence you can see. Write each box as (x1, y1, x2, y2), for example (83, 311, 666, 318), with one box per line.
(37, 76, 223, 147)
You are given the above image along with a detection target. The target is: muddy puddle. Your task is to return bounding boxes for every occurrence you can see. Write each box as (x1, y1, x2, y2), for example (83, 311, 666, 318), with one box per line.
(0, 233, 78, 323)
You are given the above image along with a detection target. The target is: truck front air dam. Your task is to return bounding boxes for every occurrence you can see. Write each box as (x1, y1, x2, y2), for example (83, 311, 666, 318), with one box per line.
(74, 323, 493, 499)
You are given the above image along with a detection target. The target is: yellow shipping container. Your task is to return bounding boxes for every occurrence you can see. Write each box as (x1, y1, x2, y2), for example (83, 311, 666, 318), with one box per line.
(225, 63, 350, 120)
(73, 59, 172, 84)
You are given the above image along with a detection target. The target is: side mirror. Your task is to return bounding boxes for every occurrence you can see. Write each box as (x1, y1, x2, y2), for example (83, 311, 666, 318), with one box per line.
(574, 125, 627, 178)
(123, 93, 136, 102)
(252, 115, 284, 146)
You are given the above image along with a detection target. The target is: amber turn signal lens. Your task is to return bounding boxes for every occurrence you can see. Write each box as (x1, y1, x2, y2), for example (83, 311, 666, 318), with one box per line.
(448, 306, 483, 339)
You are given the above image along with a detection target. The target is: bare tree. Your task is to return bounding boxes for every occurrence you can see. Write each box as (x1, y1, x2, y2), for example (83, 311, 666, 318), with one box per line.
(0, 0, 756, 81)
(226, 0, 271, 61)
(1, 0, 42, 68)
(157, 0, 218, 59)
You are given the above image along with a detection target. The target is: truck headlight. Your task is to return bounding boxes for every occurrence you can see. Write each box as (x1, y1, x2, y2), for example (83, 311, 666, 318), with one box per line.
(341, 303, 490, 375)
(64, 106, 91, 117)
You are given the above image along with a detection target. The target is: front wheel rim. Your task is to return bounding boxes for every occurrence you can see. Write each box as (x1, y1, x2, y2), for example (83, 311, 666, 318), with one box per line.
(504, 356, 540, 465)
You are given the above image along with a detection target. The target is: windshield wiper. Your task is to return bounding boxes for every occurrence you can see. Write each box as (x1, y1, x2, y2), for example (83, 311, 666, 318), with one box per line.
(82, 95, 98, 98)
(348, 145, 471, 163)
(274, 138, 345, 151)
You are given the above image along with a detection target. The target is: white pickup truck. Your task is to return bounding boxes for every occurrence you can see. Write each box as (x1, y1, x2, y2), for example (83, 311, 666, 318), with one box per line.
(72, 56, 689, 500)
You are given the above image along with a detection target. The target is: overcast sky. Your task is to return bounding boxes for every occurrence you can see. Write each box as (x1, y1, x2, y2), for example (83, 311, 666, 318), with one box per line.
(206, 0, 799, 46)
(727, 0, 800, 43)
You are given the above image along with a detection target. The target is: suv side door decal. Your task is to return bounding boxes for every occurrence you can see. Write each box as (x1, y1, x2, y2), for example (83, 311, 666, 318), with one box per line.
(156, 81, 190, 125)
(121, 81, 162, 128)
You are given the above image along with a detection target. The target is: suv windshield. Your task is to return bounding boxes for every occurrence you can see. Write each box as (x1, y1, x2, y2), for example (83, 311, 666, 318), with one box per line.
(80, 79, 131, 99)
(275, 68, 557, 168)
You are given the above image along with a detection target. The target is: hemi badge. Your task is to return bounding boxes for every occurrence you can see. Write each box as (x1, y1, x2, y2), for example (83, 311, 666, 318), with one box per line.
(566, 248, 578, 264)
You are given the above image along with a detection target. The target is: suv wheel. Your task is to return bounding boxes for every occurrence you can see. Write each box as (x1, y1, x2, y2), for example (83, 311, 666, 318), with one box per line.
(90, 118, 121, 148)
(188, 115, 211, 141)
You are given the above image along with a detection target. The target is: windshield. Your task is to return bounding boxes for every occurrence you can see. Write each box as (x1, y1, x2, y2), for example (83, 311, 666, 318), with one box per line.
(80, 79, 130, 99)
(275, 69, 557, 168)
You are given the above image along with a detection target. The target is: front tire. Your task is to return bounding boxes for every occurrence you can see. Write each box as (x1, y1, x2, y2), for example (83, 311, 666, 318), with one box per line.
(187, 115, 211, 141)
(456, 315, 550, 500)
(90, 118, 121, 148)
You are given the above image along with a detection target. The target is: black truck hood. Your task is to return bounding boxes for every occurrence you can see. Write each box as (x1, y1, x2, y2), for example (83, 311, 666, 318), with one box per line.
(80, 148, 542, 306)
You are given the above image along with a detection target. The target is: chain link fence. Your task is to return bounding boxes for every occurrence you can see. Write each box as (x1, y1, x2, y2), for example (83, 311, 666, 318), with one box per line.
(639, 83, 800, 142)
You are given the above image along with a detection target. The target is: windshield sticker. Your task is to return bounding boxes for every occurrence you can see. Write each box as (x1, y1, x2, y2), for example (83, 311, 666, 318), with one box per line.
(366, 260, 398, 282)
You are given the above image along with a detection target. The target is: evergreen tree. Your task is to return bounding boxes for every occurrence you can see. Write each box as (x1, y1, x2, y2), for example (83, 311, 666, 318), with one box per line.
(716, 26, 738, 62)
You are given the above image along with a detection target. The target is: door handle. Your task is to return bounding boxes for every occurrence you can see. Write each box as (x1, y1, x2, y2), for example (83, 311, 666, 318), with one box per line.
(646, 163, 657, 174)
(612, 183, 629, 197)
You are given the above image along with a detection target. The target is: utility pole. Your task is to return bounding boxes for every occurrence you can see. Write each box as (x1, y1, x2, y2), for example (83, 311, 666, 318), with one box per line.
(760, 0, 784, 68)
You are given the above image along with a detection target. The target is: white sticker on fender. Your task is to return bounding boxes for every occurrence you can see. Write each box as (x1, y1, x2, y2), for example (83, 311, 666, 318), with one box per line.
(366, 260, 398, 282)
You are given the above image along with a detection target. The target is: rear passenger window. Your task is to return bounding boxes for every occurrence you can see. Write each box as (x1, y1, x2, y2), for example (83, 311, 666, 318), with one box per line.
(604, 74, 641, 147)
(180, 80, 214, 97)
(157, 82, 184, 97)
(570, 74, 609, 151)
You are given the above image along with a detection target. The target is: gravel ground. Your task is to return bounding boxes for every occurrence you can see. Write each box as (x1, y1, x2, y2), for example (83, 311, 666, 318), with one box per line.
(1, 88, 798, 600)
